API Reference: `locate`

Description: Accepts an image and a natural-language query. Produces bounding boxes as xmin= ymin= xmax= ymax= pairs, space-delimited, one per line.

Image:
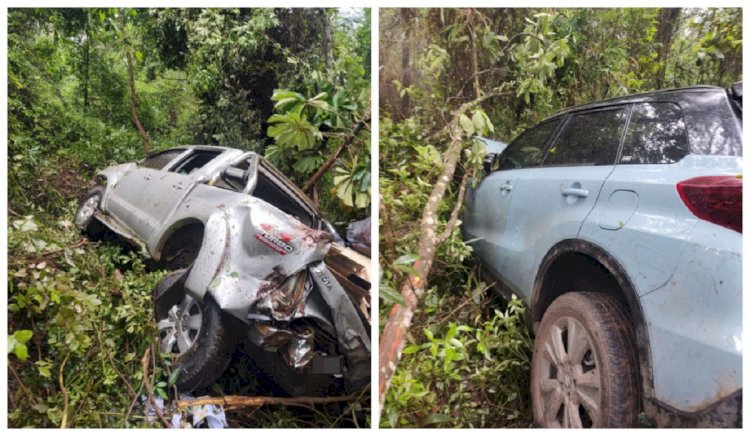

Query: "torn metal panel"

xmin=184 ymin=198 xmax=332 ymax=319
xmin=183 ymin=197 xmax=370 ymax=393
xmin=309 ymin=261 xmax=371 ymax=393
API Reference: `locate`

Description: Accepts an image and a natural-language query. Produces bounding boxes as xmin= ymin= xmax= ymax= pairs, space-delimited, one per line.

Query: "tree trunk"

xmin=654 ymin=8 xmax=681 ymax=89
xmin=378 ymin=92 xmax=501 ymax=412
xmin=400 ymin=9 xmax=413 ymax=119
xmin=120 ymin=14 xmax=152 ymax=153
xmin=320 ymin=10 xmax=334 ymax=79
xmin=82 ymin=13 xmax=90 ymax=111
xmin=469 ymin=28 xmax=481 ymax=99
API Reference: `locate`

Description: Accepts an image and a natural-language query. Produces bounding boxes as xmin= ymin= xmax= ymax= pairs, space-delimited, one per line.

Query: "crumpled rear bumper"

xmin=181 ymin=198 xmax=371 ymax=394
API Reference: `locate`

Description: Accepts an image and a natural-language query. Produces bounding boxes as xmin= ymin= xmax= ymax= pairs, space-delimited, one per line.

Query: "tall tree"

xmin=654 ymin=8 xmax=682 ymax=89
xmin=118 ymin=11 xmax=152 ymax=152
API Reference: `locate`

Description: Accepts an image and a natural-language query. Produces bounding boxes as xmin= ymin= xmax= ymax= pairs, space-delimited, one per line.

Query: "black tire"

xmin=531 ymin=292 xmax=639 ymax=428
xmin=75 ymin=186 xmax=106 ymax=239
xmin=153 ymin=271 xmax=238 ymax=392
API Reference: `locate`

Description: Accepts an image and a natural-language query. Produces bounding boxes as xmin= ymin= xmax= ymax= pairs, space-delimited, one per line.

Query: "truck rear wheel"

xmin=154 ymin=271 xmax=238 ymax=392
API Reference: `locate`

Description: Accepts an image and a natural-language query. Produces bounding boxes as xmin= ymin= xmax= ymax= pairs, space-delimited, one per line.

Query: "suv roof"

xmin=550 ymin=85 xmax=725 ymax=119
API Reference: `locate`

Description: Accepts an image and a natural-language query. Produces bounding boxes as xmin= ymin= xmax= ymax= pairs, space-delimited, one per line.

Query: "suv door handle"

xmin=561 ymin=188 xmax=589 ymax=198
xmin=500 ymin=184 xmax=513 ymax=192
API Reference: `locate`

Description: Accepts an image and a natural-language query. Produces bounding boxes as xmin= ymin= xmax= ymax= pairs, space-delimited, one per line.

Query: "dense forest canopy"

xmin=378 ymin=8 xmax=741 ymax=428
xmin=9 ymin=7 xmax=371 ymax=224
xmin=7 ymin=7 xmax=370 ymax=428
xmin=380 ymin=8 xmax=741 ymax=139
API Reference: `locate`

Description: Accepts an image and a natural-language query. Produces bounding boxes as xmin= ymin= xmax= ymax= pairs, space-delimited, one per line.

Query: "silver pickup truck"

xmin=75 ymin=145 xmax=371 ymax=396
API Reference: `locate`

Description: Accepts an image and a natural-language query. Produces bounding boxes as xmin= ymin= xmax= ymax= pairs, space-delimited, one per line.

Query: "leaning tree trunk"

xmin=120 ymin=15 xmax=152 ymax=153
xmin=378 ymin=92 xmax=500 ymax=411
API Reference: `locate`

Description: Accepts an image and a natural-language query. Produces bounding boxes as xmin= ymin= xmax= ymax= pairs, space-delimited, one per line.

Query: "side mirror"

xmin=482 ymin=153 xmax=497 ymax=175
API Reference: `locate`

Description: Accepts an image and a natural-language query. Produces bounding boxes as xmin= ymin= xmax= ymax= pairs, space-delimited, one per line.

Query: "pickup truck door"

xmin=105 ymin=149 xmax=224 ymax=248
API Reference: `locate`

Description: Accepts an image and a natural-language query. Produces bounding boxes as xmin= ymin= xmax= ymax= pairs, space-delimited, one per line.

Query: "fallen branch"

xmin=9 ymin=363 xmax=38 ymax=407
xmin=141 ymin=347 xmax=172 ymax=428
xmin=302 ymin=102 xmax=371 ymax=193
xmin=437 ymin=169 xmax=470 ymax=245
xmin=59 ymin=354 xmax=70 ymax=428
xmin=11 ymin=238 xmax=90 ymax=265
xmin=378 ymin=92 xmax=501 ymax=411
xmin=176 ymin=395 xmax=354 ymax=408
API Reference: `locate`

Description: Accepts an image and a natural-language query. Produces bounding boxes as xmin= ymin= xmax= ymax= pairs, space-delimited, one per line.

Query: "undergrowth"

xmin=379 ymin=116 xmax=534 ymax=428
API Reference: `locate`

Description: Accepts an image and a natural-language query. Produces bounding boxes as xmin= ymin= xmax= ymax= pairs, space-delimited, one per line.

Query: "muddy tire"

xmin=75 ymin=186 xmax=106 ymax=239
xmin=531 ymin=292 xmax=639 ymax=428
xmin=154 ymin=271 xmax=237 ymax=392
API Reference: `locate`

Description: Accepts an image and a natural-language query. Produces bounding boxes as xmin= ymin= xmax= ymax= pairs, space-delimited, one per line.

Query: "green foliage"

xmin=382 ymin=290 xmax=532 ymax=428
xmin=8 ymin=330 xmax=34 ymax=361
xmin=379 ymin=113 xmax=532 ymax=427
xmin=7 ymin=209 xmax=166 ymax=427
xmin=332 ymin=154 xmax=371 ymax=209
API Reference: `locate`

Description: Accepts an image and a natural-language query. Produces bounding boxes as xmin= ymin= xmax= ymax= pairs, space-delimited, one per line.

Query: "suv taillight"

xmin=676 ymin=176 xmax=742 ymax=233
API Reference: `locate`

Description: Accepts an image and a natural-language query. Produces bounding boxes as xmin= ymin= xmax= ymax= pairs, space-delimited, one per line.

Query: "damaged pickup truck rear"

xmin=74 ymin=145 xmax=371 ymax=396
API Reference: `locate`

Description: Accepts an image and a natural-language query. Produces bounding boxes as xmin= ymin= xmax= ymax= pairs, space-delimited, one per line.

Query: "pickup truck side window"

xmin=213 ymin=158 xmax=251 ymax=192
xmin=543 ymin=107 xmax=628 ymax=166
xmin=498 ymin=119 xmax=559 ymax=171
xmin=619 ymin=102 xmax=689 ymax=164
xmin=171 ymin=150 xmax=223 ymax=175
xmin=141 ymin=149 xmax=185 ymax=170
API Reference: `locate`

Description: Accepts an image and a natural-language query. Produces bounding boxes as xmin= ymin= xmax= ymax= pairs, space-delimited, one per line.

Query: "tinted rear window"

xmin=498 ymin=119 xmax=559 ymax=170
xmin=544 ymin=107 xmax=628 ymax=166
xmin=681 ymin=90 xmax=742 ymax=156
xmin=619 ymin=102 xmax=689 ymax=165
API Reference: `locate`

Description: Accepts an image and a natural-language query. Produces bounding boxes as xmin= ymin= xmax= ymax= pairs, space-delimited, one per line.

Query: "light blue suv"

xmin=462 ymin=85 xmax=742 ymax=428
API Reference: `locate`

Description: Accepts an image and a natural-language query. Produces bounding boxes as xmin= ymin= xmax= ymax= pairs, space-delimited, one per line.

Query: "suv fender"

xmin=531 ymin=239 xmax=655 ymax=400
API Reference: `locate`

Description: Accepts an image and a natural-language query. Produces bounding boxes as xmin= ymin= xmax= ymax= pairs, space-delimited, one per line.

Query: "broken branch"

xmin=59 ymin=354 xmax=70 ymax=428
xmin=378 ymin=92 xmax=501 ymax=411
xmin=302 ymin=102 xmax=371 ymax=193
xmin=176 ymin=395 xmax=354 ymax=408
xmin=141 ymin=347 xmax=172 ymax=428
xmin=437 ymin=169 xmax=470 ymax=245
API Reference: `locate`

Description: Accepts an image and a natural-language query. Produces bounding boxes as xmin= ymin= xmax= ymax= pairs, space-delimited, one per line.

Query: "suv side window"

xmin=498 ymin=119 xmax=559 ymax=170
xmin=170 ymin=150 xmax=223 ymax=175
xmin=141 ymin=149 xmax=185 ymax=170
xmin=543 ymin=107 xmax=628 ymax=166
xmin=620 ymin=102 xmax=689 ymax=164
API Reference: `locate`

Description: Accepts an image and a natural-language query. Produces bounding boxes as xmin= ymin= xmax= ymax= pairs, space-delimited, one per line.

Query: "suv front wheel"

xmin=530 ymin=292 xmax=639 ymax=428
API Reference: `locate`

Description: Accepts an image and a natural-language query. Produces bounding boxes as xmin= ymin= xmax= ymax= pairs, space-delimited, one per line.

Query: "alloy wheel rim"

xmin=538 ymin=316 xmax=601 ymax=428
xmin=157 ymin=295 xmax=203 ymax=356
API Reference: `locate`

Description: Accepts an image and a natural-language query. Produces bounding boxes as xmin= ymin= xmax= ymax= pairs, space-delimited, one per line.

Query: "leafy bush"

xmin=7 ymin=210 xmax=167 ymax=427
xmin=383 ymin=293 xmax=532 ymax=428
